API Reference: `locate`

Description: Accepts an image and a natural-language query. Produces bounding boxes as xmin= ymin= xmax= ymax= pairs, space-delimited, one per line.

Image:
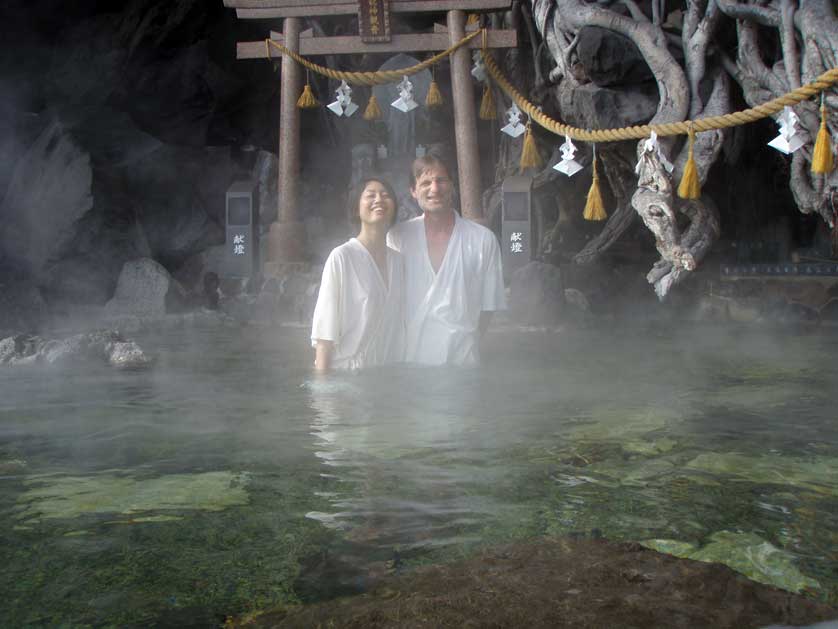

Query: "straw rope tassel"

xmin=677 ymin=127 xmax=701 ymax=199
xmin=296 ymin=69 xmax=319 ymax=109
xmin=364 ymin=94 xmax=382 ymax=120
xmin=426 ymin=79 xmax=443 ymax=108
xmin=812 ymin=96 xmax=834 ymax=174
xmin=519 ymin=122 xmax=543 ymax=171
xmin=583 ymin=151 xmax=607 ymax=221
xmin=479 ymin=84 xmax=496 ymax=120
xmin=297 ymin=84 xmax=318 ymax=109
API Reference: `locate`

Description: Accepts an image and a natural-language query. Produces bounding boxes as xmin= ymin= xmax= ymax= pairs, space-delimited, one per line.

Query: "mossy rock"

xmin=686 ymin=452 xmax=838 ymax=495
xmin=643 ymin=530 xmax=821 ymax=594
xmin=16 ymin=471 xmax=251 ymax=522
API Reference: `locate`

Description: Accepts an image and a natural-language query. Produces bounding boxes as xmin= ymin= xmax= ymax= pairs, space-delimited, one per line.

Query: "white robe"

xmin=387 ymin=214 xmax=506 ymax=365
xmin=311 ymin=238 xmax=405 ymax=370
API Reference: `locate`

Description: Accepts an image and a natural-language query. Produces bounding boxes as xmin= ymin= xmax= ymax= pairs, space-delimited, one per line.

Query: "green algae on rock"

xmin=564 ymin=406 xmax=681 ymax=442
xmin=643 ymin=530 xmax=821 ymax=593
xmin=15 ymin=471 xmax=251 ymax=522
xmin=686 ymin=452 xmax=838 ymax=495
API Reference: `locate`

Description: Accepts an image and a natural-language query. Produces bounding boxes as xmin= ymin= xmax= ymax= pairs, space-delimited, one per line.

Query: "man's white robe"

xmin=387 ymin=214 xmax=506 ymax=365
xmin=311 ymin=238 xmax=405 ymax=369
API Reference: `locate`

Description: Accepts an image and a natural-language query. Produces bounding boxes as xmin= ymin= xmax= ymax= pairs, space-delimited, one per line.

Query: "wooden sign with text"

xmin=359 ymin=0 xmax=391 ymax=42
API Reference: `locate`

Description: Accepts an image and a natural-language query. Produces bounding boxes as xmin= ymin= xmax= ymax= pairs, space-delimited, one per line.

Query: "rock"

xmin=0 ymin=274 xmax=48 ymax=333
xmin=236 ymin=536 xmax=837 ymax=629
xmin=104 ymin=258 xmax=170 ymax=318
xmin=508 ymin=261 xmax=564 ymax=326
xmin=761 ymin=621 xmax=838 ymax=629
xmin=0 ymin=114 xmax=171 ymax=306
xmin=0 ymin=330 xmax=150 ymax=368
xmin=0 ymin=336 xmax=17 ymax=364
xmin=0 ymin=334 xmax=44 ymax=365
xmin=125 ymin=144 xmax=230 ymax=266
xmin=0 ymin=121 xmax=93 ymax=280
xmin=108 ymin=340 xmax=151 ymax=369
xmin=43 ymin=256 xmax=118 ymax=306
xmin=122 ymin=40 xmax=233 ymax=147
xmin=74 ymin=107 xmax=163 ymax=170
xmin=644 ymin=531 xmax=822 ymax=594
xmin=172 ymin=245 xmax=227 ymax=295
xmin=563 ymin=288 xmax=591 ymax=313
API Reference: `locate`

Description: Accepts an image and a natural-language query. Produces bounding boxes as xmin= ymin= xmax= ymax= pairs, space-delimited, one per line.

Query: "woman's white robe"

xmin=311 ymin=239 xmax=405 ymax=369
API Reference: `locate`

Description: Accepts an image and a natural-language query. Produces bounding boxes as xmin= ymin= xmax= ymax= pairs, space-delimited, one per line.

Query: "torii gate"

xmin=224 ymin=0 xmax=516 ymax=263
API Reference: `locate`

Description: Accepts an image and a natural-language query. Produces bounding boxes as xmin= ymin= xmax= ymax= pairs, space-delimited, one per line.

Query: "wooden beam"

xmin=238 ymin=6 xmax=353 ymax=18
xmin=239 ymin=29 xmax=516 ymax=58
xmin=433 ymin=22 xmax=481 ymax=33
xmin=233 ymin=0 xmax=512 ymax=19
xmin=268 ymin=28 xmax=313 ymax=41
xmin=225 ymin=0 xmax=348 ymax=6
xmin=224 ymin=0 xmax=510 ymax=9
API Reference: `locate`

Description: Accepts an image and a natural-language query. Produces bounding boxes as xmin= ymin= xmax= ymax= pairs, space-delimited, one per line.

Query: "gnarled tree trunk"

xmin=526 ymin=0 xmax=836 ymax=298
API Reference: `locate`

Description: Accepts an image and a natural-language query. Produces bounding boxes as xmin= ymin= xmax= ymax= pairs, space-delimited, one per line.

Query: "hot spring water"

xmin=1 ymin=323 xmax=836 ymax=625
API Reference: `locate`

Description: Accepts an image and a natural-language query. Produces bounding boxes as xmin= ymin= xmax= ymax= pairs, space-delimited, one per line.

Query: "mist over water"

xmin=1 ymin=322 xmax=837 ymax=624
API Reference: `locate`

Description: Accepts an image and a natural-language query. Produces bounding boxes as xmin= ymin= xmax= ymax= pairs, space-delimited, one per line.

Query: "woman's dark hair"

xmin=347 ymin=176 xmax=399 ymax=226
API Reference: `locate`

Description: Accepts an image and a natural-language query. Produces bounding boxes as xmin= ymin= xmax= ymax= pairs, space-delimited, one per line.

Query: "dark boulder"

xmin=508 ymin=261 xmax=564 ymax=326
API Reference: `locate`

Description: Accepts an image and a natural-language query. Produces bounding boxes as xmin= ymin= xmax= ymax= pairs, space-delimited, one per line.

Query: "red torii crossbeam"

xmin=223 ymin=0 xmax=516 ymax=263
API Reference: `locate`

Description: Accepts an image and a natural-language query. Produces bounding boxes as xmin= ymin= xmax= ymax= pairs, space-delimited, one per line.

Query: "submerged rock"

xmin=233 ymin=537 xmax=836 ymax=628
xmin=16 ymin=470 xmax=251 ymax=523
xmin=644 ymin=531 xmax=822 ymax=594
xmin=686 ymin=452 xmax=838 ymax=495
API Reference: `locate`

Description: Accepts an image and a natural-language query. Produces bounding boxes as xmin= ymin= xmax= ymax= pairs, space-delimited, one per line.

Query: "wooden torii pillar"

xmin=224 ymin=0 xmax=516 ymax=263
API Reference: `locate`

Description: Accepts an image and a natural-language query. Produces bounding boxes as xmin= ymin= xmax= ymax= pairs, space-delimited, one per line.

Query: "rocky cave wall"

xmin=0 ymin=1 xmax=830 ymax=333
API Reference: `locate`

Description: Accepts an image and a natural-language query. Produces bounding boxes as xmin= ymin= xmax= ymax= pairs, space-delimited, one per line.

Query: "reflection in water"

xmin=0 ymin=323 xmax=836 ymax=625
xmin=304 ymin=370 xmax=496 ymax=549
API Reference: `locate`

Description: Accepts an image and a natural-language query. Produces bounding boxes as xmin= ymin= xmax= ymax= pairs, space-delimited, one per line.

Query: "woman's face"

xmin=358 ymin=180 xmax=396 ymax=226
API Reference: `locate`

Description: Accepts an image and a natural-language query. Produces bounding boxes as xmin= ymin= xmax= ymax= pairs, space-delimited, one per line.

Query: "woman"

xmin=311 ymin=177 xmax=405 ymax=371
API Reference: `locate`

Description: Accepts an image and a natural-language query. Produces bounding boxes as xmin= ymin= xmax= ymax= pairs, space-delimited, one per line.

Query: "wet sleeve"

xmin=311 ymin=250 xmax=342 ymax=346
xmin=481 ymin=231 xmax=507 ymax=312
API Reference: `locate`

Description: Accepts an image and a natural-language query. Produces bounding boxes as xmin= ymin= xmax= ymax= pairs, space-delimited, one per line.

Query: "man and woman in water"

xmin=311 ymin=154 xmax=507 ymax=370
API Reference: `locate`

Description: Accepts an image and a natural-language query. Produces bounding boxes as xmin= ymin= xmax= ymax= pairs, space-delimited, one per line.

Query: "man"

xmin=387 ymin=155 xmax=506 ymax=365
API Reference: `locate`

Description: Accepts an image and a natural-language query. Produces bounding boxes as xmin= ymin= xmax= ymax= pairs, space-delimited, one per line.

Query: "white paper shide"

xmin=635 ymin=131 xmax=674 ymax=173
xmin=553 ymin=135 xmax=583 ymax=176
xmin=500 ymin=103 xmax=526 ymax=138
xmin=768 ymin=106 xmax=805 ymax=154
xmin=391 ymin=76 xmax=418 ymax=113
xmin=470 ymin=50 xmax=487 ymax=82
xmin=327 ymin=81 xmax=358 ymax=117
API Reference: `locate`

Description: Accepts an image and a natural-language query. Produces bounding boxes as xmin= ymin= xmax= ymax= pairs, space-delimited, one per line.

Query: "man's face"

xmin=411 ymin=165 xmax=453 ymax=214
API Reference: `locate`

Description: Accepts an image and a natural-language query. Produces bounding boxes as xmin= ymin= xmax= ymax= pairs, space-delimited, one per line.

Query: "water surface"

xmin=1 ymin=322 xmax=836 ymax=625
